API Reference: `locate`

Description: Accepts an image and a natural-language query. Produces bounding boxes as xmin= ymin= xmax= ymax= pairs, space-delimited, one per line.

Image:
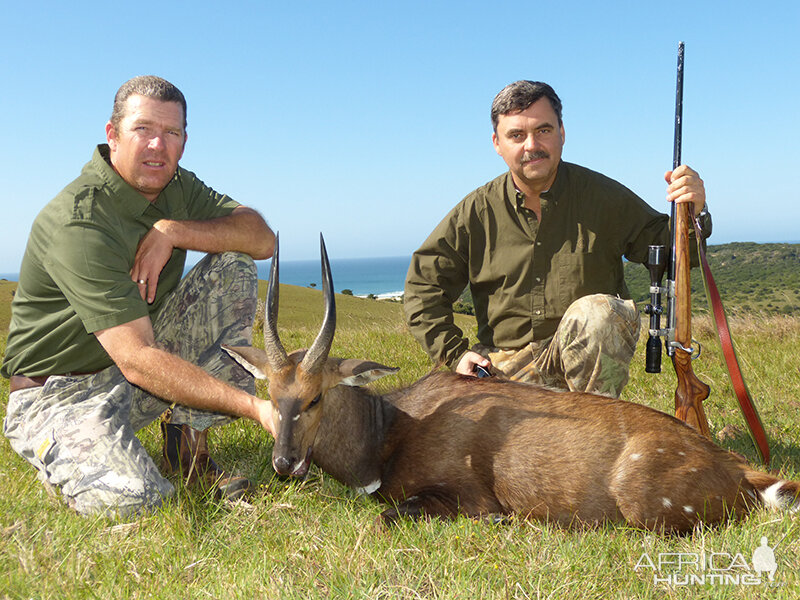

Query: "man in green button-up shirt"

xmin=405 ymin=81 xmax=709 ymax=397
xmin=2 ymin=76 xmax=277 ymax=516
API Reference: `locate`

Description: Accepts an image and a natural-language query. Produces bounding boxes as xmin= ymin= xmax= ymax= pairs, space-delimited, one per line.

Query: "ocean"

xmin=266 ymin=255 xmax=411 ymax=298
xmin=0 ymin=255 xmax=413 ymax=299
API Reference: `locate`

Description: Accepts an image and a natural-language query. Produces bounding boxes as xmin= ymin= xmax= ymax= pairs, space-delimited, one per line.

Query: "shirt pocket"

xmin=545 ymin=252 xmax=614 ymax=318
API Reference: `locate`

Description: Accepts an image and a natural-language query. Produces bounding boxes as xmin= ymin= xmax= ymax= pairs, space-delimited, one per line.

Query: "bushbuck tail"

xmin=223 ymin=235 xmax=800 ymax=532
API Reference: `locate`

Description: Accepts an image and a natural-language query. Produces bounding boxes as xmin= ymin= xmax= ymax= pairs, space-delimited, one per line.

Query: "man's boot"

xmin=162 ymin=421 xmax=251 ymax=501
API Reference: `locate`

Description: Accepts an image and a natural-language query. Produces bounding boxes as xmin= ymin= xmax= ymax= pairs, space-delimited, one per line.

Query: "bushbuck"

xmin=223 ymin=236 xmax=799 ymax=532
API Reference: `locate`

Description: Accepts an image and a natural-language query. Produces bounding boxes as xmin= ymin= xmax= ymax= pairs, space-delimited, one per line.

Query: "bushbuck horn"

xmin=299 ymin=234 xmax=336 ymax=374
xmin=263 ymin=233 xmax=290 ymax=372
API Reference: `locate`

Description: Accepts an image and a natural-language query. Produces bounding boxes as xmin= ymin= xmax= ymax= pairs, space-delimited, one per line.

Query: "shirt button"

xmin=536 ymin=241 xmax=542 ymax=246
xmin=535 ymin=276 xmax=541 ymax=283
xmin=535 ymin=310 xmax=542 ymax=315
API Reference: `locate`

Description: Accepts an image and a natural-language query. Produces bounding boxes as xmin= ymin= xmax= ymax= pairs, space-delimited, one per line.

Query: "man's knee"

xmin=561 ymin=294 xmax=640 ymax=342
xmin=154 ymin=252 xmax=258 ymax=346
xmin=556 ymin=294 xmax=640 ymax=396
xmin=215 ymin=251 xmax=256 ymax=271
xmin=200 ymin=252 xmax=257 ymax=287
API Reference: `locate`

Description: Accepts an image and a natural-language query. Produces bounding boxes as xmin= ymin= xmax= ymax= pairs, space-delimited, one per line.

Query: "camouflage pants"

xmin=3 ymin=252 xmax=258 ymax=517
xmin=475 ymin=294 xmax=640 ymax=398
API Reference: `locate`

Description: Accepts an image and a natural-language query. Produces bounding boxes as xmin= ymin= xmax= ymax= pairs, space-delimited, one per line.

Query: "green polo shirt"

xmin=1 ymin=145 xmax=240 ymax=378
xmin=404 ymin=161 xmax=710 ymax=368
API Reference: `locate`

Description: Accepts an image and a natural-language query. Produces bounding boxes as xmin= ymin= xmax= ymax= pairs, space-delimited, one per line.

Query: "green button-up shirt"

xmin=404 ymin=161 xmax=710 ymax=369
xmin=1 ymin=145 xmax=239 ymax=378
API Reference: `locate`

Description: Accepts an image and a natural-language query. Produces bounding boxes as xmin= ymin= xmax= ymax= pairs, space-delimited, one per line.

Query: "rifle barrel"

xmin=666 ymin=41 xmax=685 ymax=355
xmin=673 ymin=41 xmax=684 ymax=170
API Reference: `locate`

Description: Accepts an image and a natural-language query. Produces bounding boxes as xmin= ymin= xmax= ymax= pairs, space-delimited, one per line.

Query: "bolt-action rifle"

xmin=644 ymin=43 xmax=770 ymax=464
xmin=644 ymin=41 xmax=710 ymax=437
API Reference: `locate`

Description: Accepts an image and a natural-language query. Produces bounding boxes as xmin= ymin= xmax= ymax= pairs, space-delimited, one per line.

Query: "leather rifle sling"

xmin=692 ymin=214 xmax=771 ymax=465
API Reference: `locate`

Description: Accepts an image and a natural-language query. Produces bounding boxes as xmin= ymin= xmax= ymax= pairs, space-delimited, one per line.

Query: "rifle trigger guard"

xmin=669 ymin=340 xmax=702 ymax=360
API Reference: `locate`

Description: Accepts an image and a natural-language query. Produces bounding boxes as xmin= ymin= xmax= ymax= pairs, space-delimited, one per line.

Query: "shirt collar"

xmin=91 ymin=144 xmax=175 ymax=218
xmin=505 ymin=173 xmax=526 ymax=211
xmin=541 ymin=160 xmax=567 ymax=202
xmin=506 ymin=160 xmax=566 ymax=211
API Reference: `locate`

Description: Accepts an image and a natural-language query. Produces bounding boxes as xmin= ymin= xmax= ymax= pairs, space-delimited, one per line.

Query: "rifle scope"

xmin=644 ymin=244 xmax=667 ymax=373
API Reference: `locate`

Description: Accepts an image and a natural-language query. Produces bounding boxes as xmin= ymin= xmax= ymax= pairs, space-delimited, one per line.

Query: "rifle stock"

xmin=671 ymin=200 xmax=711 ymax=437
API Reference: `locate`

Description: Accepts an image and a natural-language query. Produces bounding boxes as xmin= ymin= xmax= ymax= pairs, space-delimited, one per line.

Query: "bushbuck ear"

xmin=221 ymin=345 xmax=269 ymax=379
xmin=336 ymin=359 xmax=399 ymax=387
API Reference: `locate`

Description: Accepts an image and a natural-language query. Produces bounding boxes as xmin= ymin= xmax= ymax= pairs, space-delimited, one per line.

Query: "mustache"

xmin=522 ymin=151 xmax=550 ymax=163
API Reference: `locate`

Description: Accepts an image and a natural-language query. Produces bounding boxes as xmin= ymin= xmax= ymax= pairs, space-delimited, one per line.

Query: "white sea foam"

xmin=358 ymin=290 xmax=404 ymax=300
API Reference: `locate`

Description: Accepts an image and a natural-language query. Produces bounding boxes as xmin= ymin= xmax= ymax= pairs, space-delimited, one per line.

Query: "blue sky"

xmin=1 ymin=1 xmax=798 ymax=273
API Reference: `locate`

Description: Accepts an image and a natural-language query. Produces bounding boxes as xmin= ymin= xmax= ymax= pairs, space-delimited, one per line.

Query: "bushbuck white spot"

xmin=759 ymin=481 xmax=785 ymax=510
xmin=662 ymin=498 xmax=673 ymax=508
xmin=356 ymin=480 xmax=381 ymax=495
xmin=683 ymin=505 xmax=694 ymax=514
xmin=630 ymin=453 xmax=642 ymax=461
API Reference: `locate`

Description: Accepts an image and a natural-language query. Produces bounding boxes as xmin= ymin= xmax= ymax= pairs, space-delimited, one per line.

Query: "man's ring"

xmin=138 ymin=279 xmax=146 ymax=284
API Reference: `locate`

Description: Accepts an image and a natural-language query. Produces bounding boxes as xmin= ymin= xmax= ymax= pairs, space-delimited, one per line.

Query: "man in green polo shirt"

xmin=2 ymin=75 xmax=277 ymax=516
xmin=404 ymin=80 xmax=710 ymax=398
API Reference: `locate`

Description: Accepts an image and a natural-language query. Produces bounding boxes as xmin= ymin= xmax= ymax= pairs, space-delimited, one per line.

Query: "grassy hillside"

xmin=1 ymin=282 xmax=799 ymax=598
xmin=0 ymin=280 xmax=16 ymax=333
xmin=624 ymin=242 xmax=800 ymax=315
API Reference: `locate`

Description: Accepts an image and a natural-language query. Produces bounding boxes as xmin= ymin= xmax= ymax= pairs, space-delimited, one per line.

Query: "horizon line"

xmin=1 ymin=239 xmax=798 ymax=282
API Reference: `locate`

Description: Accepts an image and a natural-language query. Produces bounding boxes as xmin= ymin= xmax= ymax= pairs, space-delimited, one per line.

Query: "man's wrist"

xmin=448 ymin=344 xmax=472 ymax=371
xmin=152 ymin=219 xmax=177 ymax=243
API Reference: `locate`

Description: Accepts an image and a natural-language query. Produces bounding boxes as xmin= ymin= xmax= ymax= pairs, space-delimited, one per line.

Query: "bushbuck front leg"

xmin=380 ymin=493 xmax=460 ymax=524
xmin=379 ymin=486 xmax=507 ymax=525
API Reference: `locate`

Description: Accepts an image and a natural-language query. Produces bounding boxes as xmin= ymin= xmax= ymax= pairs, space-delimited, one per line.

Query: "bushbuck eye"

xmin=308 ymin=394 xmax=322 ymax=408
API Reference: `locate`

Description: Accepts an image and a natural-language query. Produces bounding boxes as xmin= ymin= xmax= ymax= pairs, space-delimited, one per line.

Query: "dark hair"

xmin=490 ymin=81 xmax=562 ymax=131
xmin=110 ymin=75 xmax=187 ymax=131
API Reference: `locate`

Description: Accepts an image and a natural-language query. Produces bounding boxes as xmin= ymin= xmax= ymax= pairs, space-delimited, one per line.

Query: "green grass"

xmin=0 ymin=281 xmax=16 ymax=333
xmin=2 ymin=285 xmax=799 ymax=599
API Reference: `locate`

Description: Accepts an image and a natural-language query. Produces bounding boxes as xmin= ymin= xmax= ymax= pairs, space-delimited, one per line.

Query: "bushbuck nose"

xmin=273 ymin=455 xmax=292 ymax=475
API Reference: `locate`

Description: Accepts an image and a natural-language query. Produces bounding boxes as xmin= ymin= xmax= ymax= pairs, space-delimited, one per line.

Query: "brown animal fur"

xmin=224 ymin=349 xmax=799 ymax=533
xmin=225 ymin=236 xmax=799 ymax=532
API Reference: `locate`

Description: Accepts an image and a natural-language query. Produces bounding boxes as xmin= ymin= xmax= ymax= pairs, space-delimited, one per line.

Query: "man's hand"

xmin=455 ymin=351 xmax=492 ymax=377
xmin=255 ymin=399 xmax=277 ymax=437
xmin=131 ymin=222 xmax=174 ymax=304
xmin=130 ymin=207 xmax=275 ymax=305
xmin=665 ymin=165 xmax=706 ymax=215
